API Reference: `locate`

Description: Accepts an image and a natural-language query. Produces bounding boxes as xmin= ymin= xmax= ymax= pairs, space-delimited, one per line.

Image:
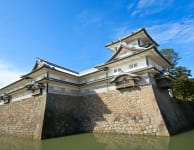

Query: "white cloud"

xmin=111 ymin=26 xmax=133 ymax=40
xmin=130 ymin=0 xmax=174 ymax=16
xmin=137 ymin=0 xmax=157 ymax=8
xmin=0 ymin=60 xmax=25 ymax=88
xmin=147 ymin=18 xmax=194 ymax=44
xmin=111 ymin=18 xmax=194 ymax=54
xmin=127 ymin=3 xmax=134 ymax=10
xmin=77 ymin=10 xmax=103 ymax=27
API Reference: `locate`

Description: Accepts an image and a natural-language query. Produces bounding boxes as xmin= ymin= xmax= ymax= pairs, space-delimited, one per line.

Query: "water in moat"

xmin=0 ymin=130 xmax=194 ymax=150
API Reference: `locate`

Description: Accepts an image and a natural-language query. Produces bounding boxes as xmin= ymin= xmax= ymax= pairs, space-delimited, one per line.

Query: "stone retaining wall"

xmin=78 ymin=85 xmax=169 ymax=136
xmin=42 ymin=85 xmax=169 ymax=138
xmin=153 ymin=86 xmax=194 ymax=134
xmin=1 ymin=85 xmax=194 ymax=139
xmin=41 ymin=94 xmax=81 ymax=139
xmin=0 ymin=95 xmax=46 ymax=139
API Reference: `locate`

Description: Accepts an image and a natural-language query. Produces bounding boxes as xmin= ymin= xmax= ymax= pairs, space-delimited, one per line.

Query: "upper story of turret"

xmin=105 ymin=28 xmax=158 ymax=52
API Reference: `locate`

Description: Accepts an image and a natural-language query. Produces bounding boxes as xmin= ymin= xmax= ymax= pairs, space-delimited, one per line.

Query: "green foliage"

xmin=160 ymin=49 xmax=180 ymax=66
xmin=160 ymin=49 xmax=183 ymax=77
xmin=160 ymin=48 xmax=194 ymax=101
xmin=172 ymin=76 xmax=194 ymax=101
xmin=173 ymin=66 xmax=192 ymax=78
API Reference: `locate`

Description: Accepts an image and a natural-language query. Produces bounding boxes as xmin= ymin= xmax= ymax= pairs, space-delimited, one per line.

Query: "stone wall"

xmin=41 ymin=94 xmax=81 ymax=139
xmin=41 ymin=85 xmax=169 ymax=138
xmin=77 ymin=85 xmax=169 ymax=136
xmin=0 ymin=95 xmax=46 ymax=139
xmin=153 ymin=86 xmax=194 ymax=134
xmin=1 ymin=84 xmax=194 ymax=139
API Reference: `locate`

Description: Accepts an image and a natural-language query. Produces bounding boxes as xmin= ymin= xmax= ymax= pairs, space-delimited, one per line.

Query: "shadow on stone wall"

xmin=41 ymin=93 xmax=111 ymax=139
xmin=153 ymin=86 xmax=194 ymax=135
xmin=77 ymin=94 xmax=111 ymax=132
xmin=41 ymin=94 xmax=80 ymax=139
xmin=172 ymin=100 xmax=194 ymax=132
xmin=42 ymin=85 xmax=169 ymax=138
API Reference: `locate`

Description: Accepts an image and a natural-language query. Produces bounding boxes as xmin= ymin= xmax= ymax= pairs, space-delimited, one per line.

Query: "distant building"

xmin=0 ymin=28 xmax=193 ymax=139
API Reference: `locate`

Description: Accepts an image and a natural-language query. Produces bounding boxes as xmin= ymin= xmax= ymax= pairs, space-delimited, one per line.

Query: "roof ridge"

xmin=36 ymin=57 xmax=79 ymax=74
xmin=105 ymin=27 xmax=159 ymax=49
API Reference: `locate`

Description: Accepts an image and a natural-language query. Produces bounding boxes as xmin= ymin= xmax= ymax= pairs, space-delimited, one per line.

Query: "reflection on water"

xmin=93 ymin=134 xmax=169 ymax=150
xmin=169 ymin=131 xmax=194 ymax=150
xmin=0 ymin=136 xmax=41 ymax=150
xmin=0 ymin=130 xmax=194 ymax=150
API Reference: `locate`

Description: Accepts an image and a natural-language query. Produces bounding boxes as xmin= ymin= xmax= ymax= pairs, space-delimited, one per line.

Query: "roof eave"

xmin=96 ymin=46 xmax=154 ymax=68
xmin=105 ymin=28 xmax=159 ymax=49
xmin=0 ymin=78 xmax=25 ymax=91
xmin=152 ymin=47 xmax=173 ymax=67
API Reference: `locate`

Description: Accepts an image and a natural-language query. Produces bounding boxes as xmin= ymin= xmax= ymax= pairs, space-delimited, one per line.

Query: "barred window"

xmin=129 ymin=63 xmax=138 ymax=69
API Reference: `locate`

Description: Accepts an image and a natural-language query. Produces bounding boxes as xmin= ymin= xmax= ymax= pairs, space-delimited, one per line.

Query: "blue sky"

xmin=0 ymin=0 xmax=194 ymax=87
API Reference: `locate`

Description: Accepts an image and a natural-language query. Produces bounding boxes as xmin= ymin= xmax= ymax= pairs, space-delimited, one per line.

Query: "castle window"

xmin=129 ymin=64 xmax=133 ymax=69
xmin=129 ymin=63 xmax=138 ymax=69
xmin=114 ymin=68 xmax=122 ymax=73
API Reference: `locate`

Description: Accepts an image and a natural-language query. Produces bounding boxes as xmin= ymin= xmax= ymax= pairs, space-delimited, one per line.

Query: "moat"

xmin=1 ymin=131 xmax=194 ymax=150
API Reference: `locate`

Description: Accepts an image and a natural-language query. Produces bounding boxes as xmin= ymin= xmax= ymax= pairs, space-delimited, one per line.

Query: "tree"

xmin=173 ymin=66 xmax=191 ymax=78
xmin=160 ymin=49 xmax=180 ymax=66
xmin=160 ymin=48 xmax=194 ymax=100
xmin=160 ymin=49 xmax=191 ymax=78
xmin=172 ymin=76 xmax=194 ymax=101
xmin=160 ymin=49 xmax=182 ymax=77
